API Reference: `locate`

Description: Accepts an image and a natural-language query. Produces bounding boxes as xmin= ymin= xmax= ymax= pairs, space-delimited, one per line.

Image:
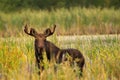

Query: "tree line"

xmin=0 ymin=0 xmax=120 ymax=12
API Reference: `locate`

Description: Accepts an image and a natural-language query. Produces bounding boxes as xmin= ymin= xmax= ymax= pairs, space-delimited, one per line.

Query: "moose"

xmin=24 ymin=24 xmax=85 ymax=76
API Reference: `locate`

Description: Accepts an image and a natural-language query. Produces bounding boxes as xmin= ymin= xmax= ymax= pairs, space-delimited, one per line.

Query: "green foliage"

xmin=0 ymin=0 xmax=120 ymax=12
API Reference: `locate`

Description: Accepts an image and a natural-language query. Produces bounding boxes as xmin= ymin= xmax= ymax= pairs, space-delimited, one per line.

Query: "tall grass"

xmin=0 ymin=35 xmax=120 ymax=80
xmin=0 ymin=7 xmax=120 ymax=36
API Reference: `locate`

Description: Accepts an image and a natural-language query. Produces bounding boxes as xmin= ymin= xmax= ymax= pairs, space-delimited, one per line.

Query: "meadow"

xmin=0 ymin=7 xmax=120 ymax=80
xmin=0 ymin=34 xmax=120 ymax=80
xmin=0 ymin=7 xmax=120 ymax=37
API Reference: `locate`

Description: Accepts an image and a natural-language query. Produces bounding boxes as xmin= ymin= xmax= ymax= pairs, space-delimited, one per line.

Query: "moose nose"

xmin=35 ymin=40 xmax=45 ymax=48
xmin=37 ymin=43 xmax=45 ymax=48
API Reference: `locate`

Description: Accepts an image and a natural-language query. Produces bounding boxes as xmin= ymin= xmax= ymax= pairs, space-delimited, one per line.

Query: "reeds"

xmin=0 ymin=7 xmax=120 ymax=36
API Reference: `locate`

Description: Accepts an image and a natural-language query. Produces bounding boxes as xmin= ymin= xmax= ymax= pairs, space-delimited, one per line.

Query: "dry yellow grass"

xmin=0 ymin=35 xmax=120 ymax=80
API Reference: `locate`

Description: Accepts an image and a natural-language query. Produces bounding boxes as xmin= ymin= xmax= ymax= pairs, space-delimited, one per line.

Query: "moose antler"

xmin=51 ymin=24 xmax=56 ymax=34
xmin=24 ymin=24 xmax=37 ymax=37
xmin=44 ymin=24 xmax=56 ymax=37
xmin=24 ymin=24 xmax=29 ymax=34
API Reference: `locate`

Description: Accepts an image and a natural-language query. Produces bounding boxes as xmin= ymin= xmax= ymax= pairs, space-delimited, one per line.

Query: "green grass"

xmin=0 ymin=35 xmax=120 ymax=80
xmin=0 ymin=7 xmax=120 ymax=36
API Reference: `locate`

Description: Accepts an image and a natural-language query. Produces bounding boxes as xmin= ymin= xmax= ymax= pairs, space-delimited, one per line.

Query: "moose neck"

xmin=44 ymin=40 xmax=60 ymax=60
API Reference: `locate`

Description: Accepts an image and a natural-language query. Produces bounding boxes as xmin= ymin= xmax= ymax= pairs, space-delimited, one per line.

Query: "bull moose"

xmin=24 ymin=24 xmax=85 ymax=76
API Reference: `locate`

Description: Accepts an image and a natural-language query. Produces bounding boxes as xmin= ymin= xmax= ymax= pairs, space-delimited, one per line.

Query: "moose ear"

xmin=44 ymin=24 xmax=56 ymax=37
xmin=24 ymin=24 xmax=38 ymax=37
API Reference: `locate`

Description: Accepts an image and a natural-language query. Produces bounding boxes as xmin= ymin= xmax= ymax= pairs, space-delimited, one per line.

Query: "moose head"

xmin=24 ymin=24 xmax=56 ymax=48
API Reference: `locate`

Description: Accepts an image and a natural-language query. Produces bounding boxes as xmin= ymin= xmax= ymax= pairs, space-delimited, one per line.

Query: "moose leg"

xmin=35 ymin=52 xmax=40 ymax=75
xmin=35 ymin=54 xmax=44 ymax=75
xmin=76 ymin=59 xmax=85 ymax=76
xmin=35 ymin=48 xmax=45 ymax=75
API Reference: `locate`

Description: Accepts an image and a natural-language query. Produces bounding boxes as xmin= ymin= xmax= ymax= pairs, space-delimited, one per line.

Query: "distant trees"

xmin=0 ymin=0 xmax=120 ymax=12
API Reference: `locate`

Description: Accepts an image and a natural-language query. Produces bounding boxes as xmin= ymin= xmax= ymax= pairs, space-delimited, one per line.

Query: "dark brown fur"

xmin=24 ymin=24 xmax=85 ymax=75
